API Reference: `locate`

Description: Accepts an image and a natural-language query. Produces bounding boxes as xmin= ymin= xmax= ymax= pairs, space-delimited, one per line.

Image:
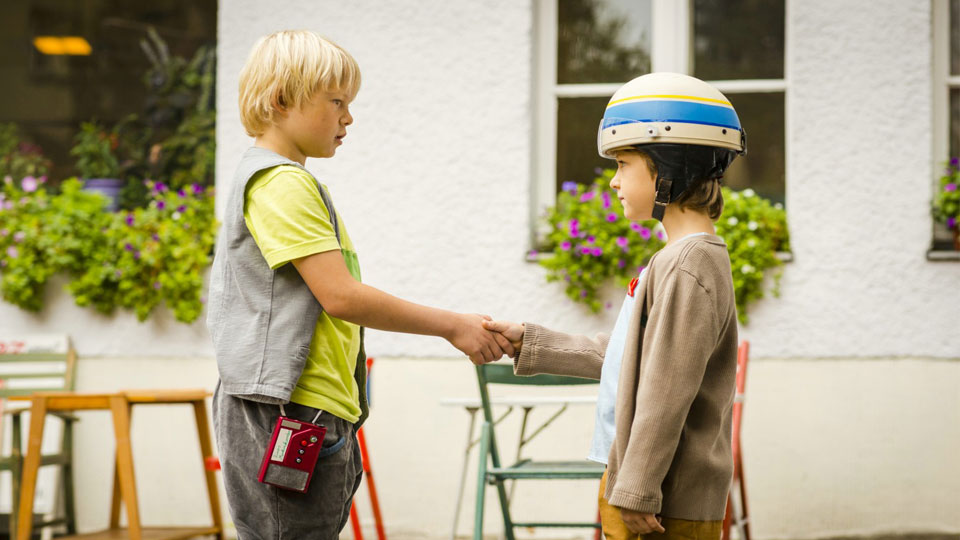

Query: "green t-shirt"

xmin=243 ymin=165 xmax=362 ymax=422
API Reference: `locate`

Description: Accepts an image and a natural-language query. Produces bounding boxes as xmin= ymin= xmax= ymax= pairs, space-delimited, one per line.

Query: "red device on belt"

xmin=257 ymin=415 xmax=327 ymax=493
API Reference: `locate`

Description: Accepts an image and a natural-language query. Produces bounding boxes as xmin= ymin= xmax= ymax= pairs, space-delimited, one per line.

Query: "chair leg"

xmin=62 ymin=420 xmax=77 ymax=535
xmin=473 ymin=423 xmax=490 ymax=540
xmin=349 ymin=502 xmax=363 ymax=540
xmin=18 ymin=398 xmax=48 ymax=540
xmin=10 ymin=414 xmax=22 ymax=540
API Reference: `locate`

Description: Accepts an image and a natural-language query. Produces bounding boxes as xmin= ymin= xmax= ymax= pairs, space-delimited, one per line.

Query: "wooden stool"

xmin=15 ymin=390 xmax=223 ymax=540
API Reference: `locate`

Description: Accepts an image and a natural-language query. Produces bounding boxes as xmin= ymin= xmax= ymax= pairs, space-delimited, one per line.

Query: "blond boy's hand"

xmin=619 ymin=508 xmax=665 ymax=535
xmin=481 ymin=320 xmax=524 ymax=355
xmin=448 ymin=314 xmax=515 ymax=365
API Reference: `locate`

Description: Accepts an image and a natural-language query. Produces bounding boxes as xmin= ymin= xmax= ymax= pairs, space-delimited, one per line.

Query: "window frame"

xmin=531 ymin=0 xmax=788 ymax=244
xmin=931 ymin=0 xmax=959 ymax=252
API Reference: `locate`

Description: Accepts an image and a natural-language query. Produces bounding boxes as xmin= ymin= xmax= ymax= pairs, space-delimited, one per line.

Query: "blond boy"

xmin=207 ymin=31 xmax=511 ymax=538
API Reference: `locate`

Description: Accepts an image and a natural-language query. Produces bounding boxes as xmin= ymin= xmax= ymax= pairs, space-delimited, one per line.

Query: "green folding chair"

xmin=473 ymin=363 xmax=604 ymax=540
xmin=0 ymin=336 xmax=78 ymax=539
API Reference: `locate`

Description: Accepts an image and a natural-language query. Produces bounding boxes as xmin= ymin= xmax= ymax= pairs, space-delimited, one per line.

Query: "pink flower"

xmin=13 ymin=231 xmax=25 ymax=243
xmin=560 ymin=241 xmax=572 ymax=251
xmin=156 ymin=200 xmax=166 ymax=210
xmin=616 ymin=236 xmax=629 ymax=249
xmin=606 ymin=213 xmax=618 ymax=222
xmin=945 ymin=183 xmax=957 ymax=192
xmin=656 ymin=231 xmax=666 ymax=241
xmin=579 ymin=192 xmax=595 ymax=203
xmin=639 ymin=227 xmax=652 ymax=240
xmin=21 ymin=176 xmax=38 ymax=192
xmin=591 ymin=247 xmax=603 ymax=256
xmin=602 ymin=191 xmax=611 ymax=209
xmin=6 ymin=246 xmax=18 ymax=259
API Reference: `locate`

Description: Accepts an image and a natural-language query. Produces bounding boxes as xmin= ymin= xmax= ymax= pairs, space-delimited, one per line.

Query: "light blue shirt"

xmin=587 ymin=232 xmax=708 ymax=464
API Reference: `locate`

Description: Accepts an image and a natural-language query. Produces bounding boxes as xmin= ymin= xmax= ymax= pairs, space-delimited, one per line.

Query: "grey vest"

xmin=207 ymin=146 xmax=369 ymax=426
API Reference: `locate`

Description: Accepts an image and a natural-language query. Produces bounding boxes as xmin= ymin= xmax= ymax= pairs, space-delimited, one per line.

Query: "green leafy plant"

xmin=538 ymin=172 xmax=665 ymax=312
xmin=0 ymin=177 xmax=109 ymax=311
xmin=714 ymin=187 xmax=790 ymax=323
xmin=68 ymin=181 xmax=217 ymax=323
xmin=537 ymin=172 xmax=790 ymax=323
xmin=0 ymin=123 xmax=51 ymax=180
xmin=70 ymin=121 xmax=122 ymax=179
xmin=932 ymin=157 xmax=959 ymax=236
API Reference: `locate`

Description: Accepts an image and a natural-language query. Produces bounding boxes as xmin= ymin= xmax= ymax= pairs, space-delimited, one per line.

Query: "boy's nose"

xmin=609 ymin=173 xmax=619 ymax=190
xmin=343 ymin=109 xmax=353 ymax=126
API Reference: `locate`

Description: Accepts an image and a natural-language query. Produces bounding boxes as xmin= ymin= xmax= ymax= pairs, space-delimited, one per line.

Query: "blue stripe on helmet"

xmin=603 ymin=100 xmax=742 ymax=131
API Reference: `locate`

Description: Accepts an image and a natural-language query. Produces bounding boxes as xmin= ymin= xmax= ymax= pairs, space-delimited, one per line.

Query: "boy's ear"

xmin=270 ymin=87 xmax=288 ymax=114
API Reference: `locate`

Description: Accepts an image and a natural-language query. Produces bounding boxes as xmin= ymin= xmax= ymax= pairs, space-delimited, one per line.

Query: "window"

xmin=933 ymin=0 xmax=960 ymax=250
xmin=0 ymin=0 xmax=216 ymax=183
xmin=533 ymin=0 xmax=786 ymax=235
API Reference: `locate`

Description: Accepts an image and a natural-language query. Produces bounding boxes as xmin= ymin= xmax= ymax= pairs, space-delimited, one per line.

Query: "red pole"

xmin=357 ymin=427 xmax=387 ymax=540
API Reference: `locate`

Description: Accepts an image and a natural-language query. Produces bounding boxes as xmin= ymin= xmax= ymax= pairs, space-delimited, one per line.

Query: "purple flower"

xmin=192 ymin=183 xmax=204 ymax=195
xmin=177 ymin=205 xmax=187 ymax=213
xmin=561 ymin=181 xmax=578 ymax=193
xmin=952 ymin=158 xmax=959 ymax=166
xmin=4 ymin=201 xmax=13 ymax=210
xmin=177 ymin=189 xmax=187 ymax=198
xmin=594 ymin=167 xmax=604 ymax=175
xmin=580 ymin=246 xmax=592 ymax=255
xmin=945 ymin=183 xmax=957 ymax=192
xmin=154 ymin=281 xmax=162 ymax=290
xmin=152 ymin=233 xmax=160 ymax=241
xmin=579 ymin=290 xmax=588 ymax=298
xmin=569 ymin=219 xmax=580 ymax=237
xmin=606 ymin=213 xmax=617 ymax=222
xmin=579 ymin=192 xmax=595 ymax=203
xmin=124 ymin=243 xmax=135 ymax=252
xmin=587 ymin=235 xmax=595 ymax=244
xmin=528 ymin=249 xmax=538 ymax=258
xmin=591 ymin=247 xmax=603 ymax=256
xmin=6 ymin=246 xmax=18 ymax=258
xmin=616 ymin=236 xmax=629 ymax=249
xmin=155 ymin=182 xmax=168 ymax=193
xmin=114 ymin=270 xmax=123 ymax=278
xmin=617 ymin=259 xmax=626 ymax=268
xmin=602 ymin=191 xmax=611 ymax=209
xmin=38 ymin=176 xmax=47 ymax=184
xmin=639 ymin=227 xmax=652 ymax=240
xmin=134 ymin=251 xmax=141 ymax=260
xmin=13 ymin=231 xmax=25 ymax=243
xmin=125 ymin=213 xmax=135 ymax=226
xmin=21 ymin=176 xmax=37 ymax=192
xmin=560 ymin=241 xmax=572 ymax=251
xmin=948 ymin=217 xmax=957 ymax=229
xmin=657 ymin=230 xmax=666 ymax=241
xmin=630 ymin=222 xmax=642 ymax=232
xmin=156 ymin=200 xmax=166 ymax=210
xmin=0 ymin=229 xmax=8 ymax=236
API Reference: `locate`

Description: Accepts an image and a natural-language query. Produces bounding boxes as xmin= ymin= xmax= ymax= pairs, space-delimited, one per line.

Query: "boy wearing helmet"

xmin=484 ymin=72 xmax=744 ymax=538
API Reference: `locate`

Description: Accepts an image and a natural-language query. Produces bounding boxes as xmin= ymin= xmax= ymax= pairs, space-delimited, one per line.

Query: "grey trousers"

xmin=213 ymin=382 xmax=363 ymax=540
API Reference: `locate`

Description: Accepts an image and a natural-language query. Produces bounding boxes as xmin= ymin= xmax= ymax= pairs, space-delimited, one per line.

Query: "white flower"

xmin=747 ymin=239 xmax=757 ymax=248
xmin=743 ymin=188 xmax=756 ymax=197
xmin=727 ymin=216 xmax=739 ymax=226
xmin=748 ymin=221 xmax=759 ymax=231
xmin=774 ymin=202 xmax=783 ymax=210
xmin=741 ymin=264 xmax=755 ymax=274
xmin=172 ymin=212 xmax=182 ymax=221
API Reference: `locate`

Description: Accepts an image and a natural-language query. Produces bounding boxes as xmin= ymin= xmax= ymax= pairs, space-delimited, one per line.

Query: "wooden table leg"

xmin=17 ymin=398 xmax=47 ymax=540
xmin=109 ymin=395 xmax=142 ymax=540
xmin=192 ymin=399 xmax=224 ymax=540
xmin=109 ymin=401 xmax=130 ymax=529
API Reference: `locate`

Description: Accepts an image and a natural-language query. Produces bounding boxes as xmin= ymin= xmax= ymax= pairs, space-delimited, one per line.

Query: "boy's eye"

xmin=332 ymin=99 xmax=343 ymax=106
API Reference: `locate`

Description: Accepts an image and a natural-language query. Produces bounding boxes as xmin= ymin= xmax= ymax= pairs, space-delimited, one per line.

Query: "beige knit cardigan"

xmin=515 ymin=234 xmax=738 ymax=520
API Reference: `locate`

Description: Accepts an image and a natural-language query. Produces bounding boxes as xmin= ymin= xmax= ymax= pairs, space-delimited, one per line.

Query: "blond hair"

xmin=238 ymin=30 xmax=361 ymax=137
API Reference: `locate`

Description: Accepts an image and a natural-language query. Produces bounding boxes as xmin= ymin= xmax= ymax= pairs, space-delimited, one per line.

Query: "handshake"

xmin=446 ymin=314 xmax=525 ymax=365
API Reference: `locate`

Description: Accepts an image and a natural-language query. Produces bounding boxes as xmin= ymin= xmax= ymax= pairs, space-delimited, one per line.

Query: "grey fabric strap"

xmin=314 ymin=181 xmax=341 ymax=245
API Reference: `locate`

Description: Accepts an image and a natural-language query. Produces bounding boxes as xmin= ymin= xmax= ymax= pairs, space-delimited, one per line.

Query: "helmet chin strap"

xmin=652 ymin=176 xmax=672 ymax=222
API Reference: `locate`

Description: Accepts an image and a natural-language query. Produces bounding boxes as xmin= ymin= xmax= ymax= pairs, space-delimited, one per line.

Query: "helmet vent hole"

xmin=612 ymin=129 xmax=617 ymax=135
xmin=665 ymin=125 xmax=671 ymax=131
xmin=722 ymin=129 xmax=728 ymax=134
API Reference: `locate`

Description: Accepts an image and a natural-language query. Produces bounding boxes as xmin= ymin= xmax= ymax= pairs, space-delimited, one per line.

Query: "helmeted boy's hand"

xmin=481 ymin=320 xmax=524 ymax=355
xmin=447 ymin=313 xmax=515 ymax=365
xmin=619 ymin=508 xmax=665 ymax=534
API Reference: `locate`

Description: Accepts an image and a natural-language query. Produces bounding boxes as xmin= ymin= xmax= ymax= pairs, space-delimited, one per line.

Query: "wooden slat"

xmin=0 ymin=353 xmax=69 ymax=363
xmin=123 ymin=389 xmax=211 ymax=403
xmin=50 ymin=526 xmax=220 ymax=540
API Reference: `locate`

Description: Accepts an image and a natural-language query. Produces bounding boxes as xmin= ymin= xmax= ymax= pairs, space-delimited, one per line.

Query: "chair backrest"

xmin=0 ymin=335 xmax=77 ymax=398
xmin=475 ymin=363 xmax=596 ymax=425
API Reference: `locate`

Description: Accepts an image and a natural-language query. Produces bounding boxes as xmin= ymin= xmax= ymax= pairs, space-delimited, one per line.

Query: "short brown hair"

xmin=632 ymin=149 xmax=725 ymax=220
